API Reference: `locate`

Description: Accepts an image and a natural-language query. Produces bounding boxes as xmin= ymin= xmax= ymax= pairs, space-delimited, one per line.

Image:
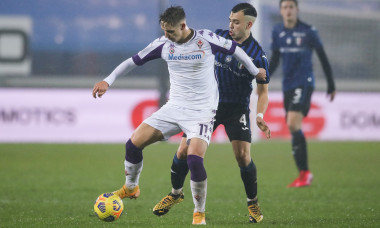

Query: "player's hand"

xmin=327 ymin=90 xmax=336 ymax=102
xmin=92 ymin=81 xmax=109 ymax=98
xmin=256 ymin=116 xmax=271 ymax=139
xmin=256 ymin=68 xmax=267 ymax=81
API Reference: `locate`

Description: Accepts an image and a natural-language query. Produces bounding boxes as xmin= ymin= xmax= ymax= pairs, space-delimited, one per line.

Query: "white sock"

xmin=247 ymin=196 xmax=258 ymax=202
xmin=190 ymin=179 xmax=207 ymax=213
xmin=124 ymin=160 xmax=143 ymax=189
xmin=172 ymin=188 xmax=183 ymax=195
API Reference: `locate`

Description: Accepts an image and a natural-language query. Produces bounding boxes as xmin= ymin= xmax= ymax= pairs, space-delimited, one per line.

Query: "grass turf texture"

xmin=0 ymin=141 xmax=379 ymax=227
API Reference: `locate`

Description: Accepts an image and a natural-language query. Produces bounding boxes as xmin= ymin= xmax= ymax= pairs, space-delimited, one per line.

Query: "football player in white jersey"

xmin=92 ymin=6 xmax=266 ymax=225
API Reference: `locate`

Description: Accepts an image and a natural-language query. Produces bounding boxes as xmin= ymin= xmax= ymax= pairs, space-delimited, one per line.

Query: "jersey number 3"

xmin=293 ymin=88 xmax=302 ymax=104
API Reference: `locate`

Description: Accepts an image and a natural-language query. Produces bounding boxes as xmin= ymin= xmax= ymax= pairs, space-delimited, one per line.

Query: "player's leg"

xmin=114 ymin=123 xmax=164 ymax=199
xmin=171 ymin=136 xmax=190 ymax=194
xmin=115 ymin=104 xmax=184 ymax=199
xmin=287 ymin=111 xmax=313 ymax=187
xmin=287 ymin=110 xmax=307 ymax=170
xmin=231 ymin=141 xmax=257 ymax=201
xmin=285 ymin=87 xmax=313 ymax=187
xmin=154 ymin=118 xmax=221 ymax=216
xmin=224 ymin=105 xmax=263 ymax=223
xmin=187 ymin=137 xmax=208 ymax=225
xmin=153 ymin=136 xmax=188 ymax=216
xmin=169 ymin=120 xmax=218 ymax=193
xmin=231 ymin=140 xmax=262 ymax=223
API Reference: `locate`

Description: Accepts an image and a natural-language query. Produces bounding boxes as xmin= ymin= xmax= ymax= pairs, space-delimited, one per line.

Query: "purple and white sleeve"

xmin=103 ymin=58 xmax=137 ymax=86
xmin=202 ymin=29 xmax=259 ymax=76
xmin=103 ymin=37 xmax=165 ymax=86
xmin=233 ymin=46 xmax=259 ymax=76
xmin=132 ymin=37 xmax=165 ymax=66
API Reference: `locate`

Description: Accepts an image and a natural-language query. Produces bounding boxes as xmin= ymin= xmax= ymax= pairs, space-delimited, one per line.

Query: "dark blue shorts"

xmin=283 ymin=86 xmax=314 ymax=117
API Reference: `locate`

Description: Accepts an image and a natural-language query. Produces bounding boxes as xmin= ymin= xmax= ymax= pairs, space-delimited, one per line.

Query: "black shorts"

xmin=183 ymin=103 xmax=252 ymax=142
xmin=283 ymin=86 xmax=314 ymax=117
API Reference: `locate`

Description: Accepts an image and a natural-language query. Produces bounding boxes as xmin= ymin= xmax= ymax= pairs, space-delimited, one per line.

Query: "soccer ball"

xmin=94 ymin=192 xmax=124 ymax=222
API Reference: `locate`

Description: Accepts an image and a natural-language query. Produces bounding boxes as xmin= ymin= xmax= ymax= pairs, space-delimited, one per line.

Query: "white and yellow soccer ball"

xmin=94 ymin=192 xmax=124 ymax=222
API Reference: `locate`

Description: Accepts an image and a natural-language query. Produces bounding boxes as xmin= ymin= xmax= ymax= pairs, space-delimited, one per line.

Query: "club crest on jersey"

xmin=197 ymin=39 xmax=203 ymax=49
xmin=286 ymin=37 xmax=292 ymax=45
xmin=225 ymin=55 xmax=232 ymax=63
xmin=169 ymin=43 xmax=175 ymax=54
xmin=194 ymin=195 xmax=201 ymax=201
xmin=238 ymin=62 xmax=245 ymax=70
xmin=296 ymin=37 xmax=302 ymax=46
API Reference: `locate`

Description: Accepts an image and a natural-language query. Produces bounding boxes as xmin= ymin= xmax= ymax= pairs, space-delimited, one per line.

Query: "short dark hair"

xmin=279 ymin=0 xmax=298 ymax=7
xmin=231 ymin=3 xmax=257 ymax=18
xmin=159 ymin=6 xmax=186 ymax=26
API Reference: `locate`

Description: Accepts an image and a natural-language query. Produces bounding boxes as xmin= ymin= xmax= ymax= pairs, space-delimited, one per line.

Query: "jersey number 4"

xmin=240 ymin=114 xmax=247 ymax=126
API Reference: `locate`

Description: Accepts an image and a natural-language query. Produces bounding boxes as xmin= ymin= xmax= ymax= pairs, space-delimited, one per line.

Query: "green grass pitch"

xmin=0 ymin=141 xmax=379 ymax=227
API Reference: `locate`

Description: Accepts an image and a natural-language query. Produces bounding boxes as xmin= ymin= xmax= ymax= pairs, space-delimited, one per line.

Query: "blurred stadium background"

xmin=0 ymin=0 xmax=380 ymax=142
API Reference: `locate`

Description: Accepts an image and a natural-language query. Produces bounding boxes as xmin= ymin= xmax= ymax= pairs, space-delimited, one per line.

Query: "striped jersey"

xmin=214 ymin=29 xmax=269 ymax=108
xmin=132 ymin=29 xmax=236 ymax=111
xmin=271 ymin=20 xmax=323 ymax=91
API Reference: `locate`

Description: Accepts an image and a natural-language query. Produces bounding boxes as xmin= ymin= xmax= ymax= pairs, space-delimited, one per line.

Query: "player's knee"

xmin=235 ymin=153 xmax=251 ymax=167
xmin=176 ymin=139 xmax=189 ymax=159
xmin=287 ymin=122 xmax=301 ymax=133
xmin=176 ymin=147 xmax=188 ymax=159
xmin=287 ymin=117 xmax=301 ymax=132
xmin=129 ymin=132 xmax=145 ymax=148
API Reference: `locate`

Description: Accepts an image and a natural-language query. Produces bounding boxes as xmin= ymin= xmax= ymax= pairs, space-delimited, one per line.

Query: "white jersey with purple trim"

xmin=132 ymin=29 xmax=237 ymax=110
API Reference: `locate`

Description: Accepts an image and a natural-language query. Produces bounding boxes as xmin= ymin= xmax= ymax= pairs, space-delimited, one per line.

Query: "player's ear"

xmin=246 ymin=21 xmax=253 ymax=30
xmin=180 ymin=23 xmax=186 ymax=30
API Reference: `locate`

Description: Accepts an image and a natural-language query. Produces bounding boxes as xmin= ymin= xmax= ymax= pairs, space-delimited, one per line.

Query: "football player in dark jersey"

xmin=269 ymin=0 xmax=336 ymax=187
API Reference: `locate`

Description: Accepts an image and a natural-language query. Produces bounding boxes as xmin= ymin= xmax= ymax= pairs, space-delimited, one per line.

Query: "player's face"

xmin=229 ymin=11 xmax=249 ymax=43
xmin=160 ymin=22 xmax=183 ymax=43
xmin=280 ymin=1 xmax=298 ymax=22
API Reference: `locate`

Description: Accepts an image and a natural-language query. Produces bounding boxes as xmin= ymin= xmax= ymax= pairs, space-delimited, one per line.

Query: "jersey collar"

xmin=239 ymin=33 xmax=254 ymax=47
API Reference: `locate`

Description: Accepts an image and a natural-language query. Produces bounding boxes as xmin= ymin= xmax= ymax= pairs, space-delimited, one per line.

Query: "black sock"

xmin=240 ymin=160 xmax=257 ymax=200
xmin=291 ymin=130 xmax=308 ymax=171
xmin=171 ymin=153 xmax=189 ymax=190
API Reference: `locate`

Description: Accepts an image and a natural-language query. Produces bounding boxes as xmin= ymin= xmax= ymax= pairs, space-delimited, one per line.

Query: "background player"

xmin=92 ymin=6 xmax=266 ymax=225
xmin=152 ymin=3 xmax=270 ymax=223
xmin=269 ymin=0 xmax=336 ymax=187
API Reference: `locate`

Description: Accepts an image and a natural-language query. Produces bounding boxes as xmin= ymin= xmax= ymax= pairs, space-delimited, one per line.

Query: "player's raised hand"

xmin=92 ymin=81 xmax=109 ymax=98
xmin=255 ymin=68 xmax=267 ymax=81
xmin=256 ymin=116 xmax=271 ymax=139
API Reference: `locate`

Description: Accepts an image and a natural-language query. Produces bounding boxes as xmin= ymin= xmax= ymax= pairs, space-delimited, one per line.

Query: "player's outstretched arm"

xmin=233 ymin=46 xmax=265 ymax=79
xmin=92 ymin=81 xmax=109 ymax=98
xmin=256 ymin=83 xmax=270 ymax=139
xmin=92 ymin=57 xmax=138 ymax=99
